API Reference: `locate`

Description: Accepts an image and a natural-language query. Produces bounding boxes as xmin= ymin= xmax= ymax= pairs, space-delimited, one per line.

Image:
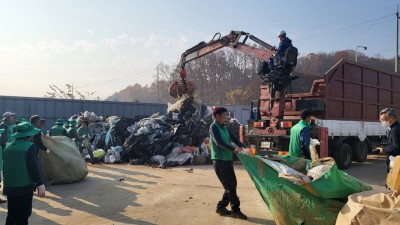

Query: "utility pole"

xmin=156 ymin=66 xmax=160 ymax=104
xmin=396 ymin=5 xmax=399 ymax=72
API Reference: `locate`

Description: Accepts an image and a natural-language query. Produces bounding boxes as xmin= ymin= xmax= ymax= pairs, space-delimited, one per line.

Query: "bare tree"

xmin=44 ymin=84 xmax=97 ymax=100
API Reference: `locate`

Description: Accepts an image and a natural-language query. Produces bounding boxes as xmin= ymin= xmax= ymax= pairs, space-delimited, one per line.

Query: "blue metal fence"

xmin=0 ymin=96 xmax=251 ymax=131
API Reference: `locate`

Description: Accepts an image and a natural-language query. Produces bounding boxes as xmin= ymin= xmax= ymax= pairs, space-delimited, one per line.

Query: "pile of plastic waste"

xmin=63 ymin=96 xmax=236 ymax=167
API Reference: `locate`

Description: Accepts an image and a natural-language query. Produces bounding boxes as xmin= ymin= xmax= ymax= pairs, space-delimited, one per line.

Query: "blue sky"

xmin=0 ymin=0 xmax=398 ymax=99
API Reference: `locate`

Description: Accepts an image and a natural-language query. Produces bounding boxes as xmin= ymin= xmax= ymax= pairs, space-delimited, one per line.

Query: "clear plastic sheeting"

xmin=105 ymin=146 xmax=123 ymax=164
xmin=166 ymin=145 xmax=193 ymax=166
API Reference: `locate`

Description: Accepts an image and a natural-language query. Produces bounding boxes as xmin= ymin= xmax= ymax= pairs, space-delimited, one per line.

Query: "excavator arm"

xmin=169 ymin=31 xmax=276 ymax=98
xmin=179 ymin=31 xmax=275 ymax=69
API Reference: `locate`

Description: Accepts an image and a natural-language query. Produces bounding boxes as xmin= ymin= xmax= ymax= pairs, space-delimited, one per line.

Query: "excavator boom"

xmin=170 ymin=31 xmax=276 ymax=98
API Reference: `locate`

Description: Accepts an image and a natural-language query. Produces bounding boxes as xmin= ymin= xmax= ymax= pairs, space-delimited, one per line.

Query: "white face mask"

xmin=381 ymin=121 xmax=391 ymax=127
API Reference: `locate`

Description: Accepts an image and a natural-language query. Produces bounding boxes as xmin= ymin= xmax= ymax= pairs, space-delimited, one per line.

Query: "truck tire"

xmin=333 ymin=143 xmax=352 ymax=170
xmin=351 ymin=140 xmax=368 ymax=162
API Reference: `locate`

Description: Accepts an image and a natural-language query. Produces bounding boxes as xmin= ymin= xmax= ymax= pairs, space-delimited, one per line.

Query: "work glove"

xmin=234 ymin=148 xmax=243 ymax=154
xmin=37 ymin=184 xmax=46 ymax=198
xmin=46 ymin=149 xmax=51 ymax=154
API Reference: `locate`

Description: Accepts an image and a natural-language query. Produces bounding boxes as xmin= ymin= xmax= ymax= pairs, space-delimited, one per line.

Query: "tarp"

xmin=237 ymin=154 xmax=372 ymax=225
xmin=40 ymin=135 xmax=88 ymax=184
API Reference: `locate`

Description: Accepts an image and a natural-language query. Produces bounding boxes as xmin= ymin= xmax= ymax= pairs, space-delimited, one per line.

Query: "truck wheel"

xmin=351 ymin=140 xmax=368 ymax=162
xmin=333 ymin=143 xmax=352 ymax=170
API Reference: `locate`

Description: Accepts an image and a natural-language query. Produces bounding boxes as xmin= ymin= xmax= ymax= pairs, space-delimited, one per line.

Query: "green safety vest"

xmin=210 ymin=121 xmax=233 ymax=161
xmin=3 ymin=140 xmax=34 ymax=188
xmin=50 ymin=125 xmax=66 ymax=136
xmin=289 ymin=120 xmax=310 ymax=157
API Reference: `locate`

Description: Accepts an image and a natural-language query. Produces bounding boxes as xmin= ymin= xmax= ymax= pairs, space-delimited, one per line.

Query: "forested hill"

xmin=107 ymin=49 xmax=397 ymax=105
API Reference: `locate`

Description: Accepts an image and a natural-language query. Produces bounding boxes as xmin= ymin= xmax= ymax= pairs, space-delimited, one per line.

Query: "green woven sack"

xmin=238 ymin=154 xmax=371 ymax=225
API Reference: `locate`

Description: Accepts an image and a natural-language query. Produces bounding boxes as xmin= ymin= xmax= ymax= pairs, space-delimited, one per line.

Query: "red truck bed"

xmin=261 ymin=59 xmax=400 ymax=121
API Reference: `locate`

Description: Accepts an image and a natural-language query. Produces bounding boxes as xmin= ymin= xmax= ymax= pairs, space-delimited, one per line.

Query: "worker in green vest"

xmin=289 ymin=109 xmax=312 ymax=159
xmin=209 ymin=107 xmax=247 ymax=220
xmin=0 ymin=129 xmax=6 ymax=204
xmin=3 ymin=122 xmax=45 ymax=224
xmin=0 ymin=112 xmax=16 ymax=149
xmin=66 ymin=120 xmax=78 ymax=137
xmin=67 ymin=120 xmax=80 ymax=148
xmin=77 ymin=120 xmax=93 ymax=145
xmin=50 ymin=119 xmax=68 ymax=136
xmin=77 ymin=119 xmax=96 ymax=162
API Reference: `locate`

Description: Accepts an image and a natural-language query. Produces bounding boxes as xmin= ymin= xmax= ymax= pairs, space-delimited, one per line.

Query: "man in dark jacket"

xmin=209 ymin=107 xmax=247 ymax=220
xmin=268 ymin=30 xmax=293 ymax=71
xmin=376 ymin=108 xmax=400 ymax=172
xmin=30 ymin=115 xmax=50 ymax=154
xmin=3 ymin=122 xmax=46 ymax=224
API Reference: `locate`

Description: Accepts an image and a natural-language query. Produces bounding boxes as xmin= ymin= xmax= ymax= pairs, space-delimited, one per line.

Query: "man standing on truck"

xmin=289 ymin=109 xmax=312 ymax=160
xmin=268 ymin=30 xmax=293 ymax=71
xmin=209 ymin=107 xmax=247 ymax=220
xmin=376 ymin=108 xmax=400 ymax=172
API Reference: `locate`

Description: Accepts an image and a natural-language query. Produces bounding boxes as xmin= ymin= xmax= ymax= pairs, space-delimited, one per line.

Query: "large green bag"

xmin=237 ymin=154 xmax=372 ymax=225
xmin=277 ymin=155 xmax=372 ymax=199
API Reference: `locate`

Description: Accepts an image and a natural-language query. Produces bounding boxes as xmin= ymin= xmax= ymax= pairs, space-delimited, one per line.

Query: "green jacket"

xmin=67 ymin=127 xmax=80 ymax=148
xmin=50 ymin=125 xmax=67 ymax=136
xmin=78 ymin=127 xmax=93 ymax=138
xmin=0 ymin=120 xmax=14 ymax=146
xmin=3 ymin=140 xmax=34 ymax=188
xmin=210 ymin=121 xmax=234 ymax=161
xmin=289 ymin=120 xmax=310 ymax=158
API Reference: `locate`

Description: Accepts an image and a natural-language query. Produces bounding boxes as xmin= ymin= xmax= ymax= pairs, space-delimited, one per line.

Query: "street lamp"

xmin=355 ymin=46 xmax=367 ymax=62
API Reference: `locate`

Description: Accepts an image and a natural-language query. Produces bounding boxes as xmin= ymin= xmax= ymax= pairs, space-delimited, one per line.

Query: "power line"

xmin=75 ymin=68 xmax=155 ymax=89
xmin=291 ymin=4 xmax=396 ymax=33
xmin=77 ymin=71 xmax=156 ymax=89
xmin=300 ymin=17 xmax=394 ymax=46
xmin=297 ymin=13 xmax=394 ymax=43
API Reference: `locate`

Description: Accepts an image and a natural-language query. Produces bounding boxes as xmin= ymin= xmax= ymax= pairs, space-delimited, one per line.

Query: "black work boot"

xmin=216 ymin=207 xmax=231 ymax=216
xmin=231 ymin=210 xmax=248 ymax=220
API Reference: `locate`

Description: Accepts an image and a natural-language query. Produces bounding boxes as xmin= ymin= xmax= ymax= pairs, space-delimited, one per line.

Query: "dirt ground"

xmin=0 ymin=154 xmax=388 ymax=225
